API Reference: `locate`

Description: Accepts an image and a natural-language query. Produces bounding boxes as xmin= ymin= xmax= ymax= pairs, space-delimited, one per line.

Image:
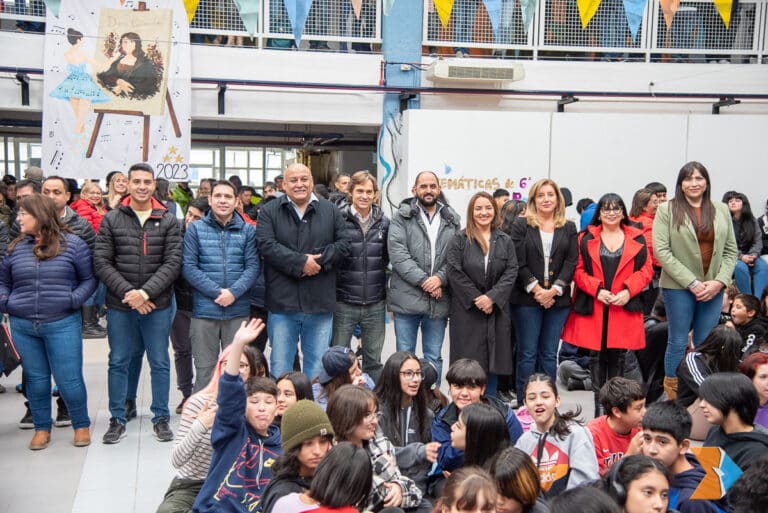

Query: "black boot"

xmin=82 ymin=305 xmax=107 ymax=339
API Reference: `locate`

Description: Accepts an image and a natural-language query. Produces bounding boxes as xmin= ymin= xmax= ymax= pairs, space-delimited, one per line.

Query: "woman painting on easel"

xmin=97 ymin=32 xmax=160 ymax=101
xmin=49 ymin=28 xmax=110 ymax=134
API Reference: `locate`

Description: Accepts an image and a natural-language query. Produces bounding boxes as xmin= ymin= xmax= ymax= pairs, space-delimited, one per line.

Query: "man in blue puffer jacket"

xmin=183 ymin=180 xmax=258 ymax=392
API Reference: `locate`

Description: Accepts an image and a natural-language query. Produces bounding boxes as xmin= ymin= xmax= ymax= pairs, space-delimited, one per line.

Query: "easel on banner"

xmin=86 ymin=2 xmax=181 ymax=162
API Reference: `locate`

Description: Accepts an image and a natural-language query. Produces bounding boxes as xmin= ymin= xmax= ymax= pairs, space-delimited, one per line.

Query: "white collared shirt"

xmin=289 ymin=192 xmax=319 ymax=220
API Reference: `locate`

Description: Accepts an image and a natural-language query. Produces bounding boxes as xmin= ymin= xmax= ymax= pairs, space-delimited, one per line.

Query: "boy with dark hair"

xmin=431 ymin=358 xmax=522 ymax=472
xmin=587 ymin=377 xmax=646 ymax=475
xmin=640 ymin=401 xmax=724 ymax=513
xmin=192 ymin=319 xmax=282 ymax=513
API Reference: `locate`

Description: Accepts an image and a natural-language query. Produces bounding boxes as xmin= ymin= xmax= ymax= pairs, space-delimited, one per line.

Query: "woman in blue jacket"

xmin=0 ymin=194 xmax=96 ymax=450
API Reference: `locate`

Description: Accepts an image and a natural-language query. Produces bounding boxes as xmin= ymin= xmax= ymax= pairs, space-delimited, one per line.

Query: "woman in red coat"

xmin=562 ymin=193 xmax=653 ymax=415
xmin=70 ymin=180 xmax=108 ymax=233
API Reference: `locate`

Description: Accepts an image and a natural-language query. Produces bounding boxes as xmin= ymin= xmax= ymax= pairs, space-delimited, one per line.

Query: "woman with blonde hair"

xmin=105 ymin=171 xmax=128 ymax=209
xmin=509 ymin=179 xmax=578 ymax=399
xmin=447 ymin=191 xmax=518 ymax=396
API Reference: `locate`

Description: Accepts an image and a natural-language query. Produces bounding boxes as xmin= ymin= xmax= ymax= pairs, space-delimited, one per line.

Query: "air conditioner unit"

xmin=425 ymin=59 xmax=525 ymax=85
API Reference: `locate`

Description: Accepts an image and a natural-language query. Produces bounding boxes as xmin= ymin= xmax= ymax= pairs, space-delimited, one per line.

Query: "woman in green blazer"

xmin=653 ymin=161 xmax=738 ymax=400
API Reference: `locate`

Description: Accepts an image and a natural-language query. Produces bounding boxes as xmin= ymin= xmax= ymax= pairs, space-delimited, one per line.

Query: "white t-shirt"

xmin=271 ymin=492 xmax=319 ymax=513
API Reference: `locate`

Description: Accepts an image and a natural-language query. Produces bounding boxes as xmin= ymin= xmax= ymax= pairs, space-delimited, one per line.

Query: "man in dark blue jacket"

xmin=331 ymin=171 xmax=389 ymax=381
xmin=95 ymin=163 xmax=182 ymax=444
xmin=256 ymin=163 xmax=349 ymax=380
xmin=183 ymin=180 xmax=258 ymax=392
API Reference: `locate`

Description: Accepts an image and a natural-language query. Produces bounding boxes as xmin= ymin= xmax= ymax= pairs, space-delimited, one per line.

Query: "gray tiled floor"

xmin=0 ymin=320 xmax=593 ymax=513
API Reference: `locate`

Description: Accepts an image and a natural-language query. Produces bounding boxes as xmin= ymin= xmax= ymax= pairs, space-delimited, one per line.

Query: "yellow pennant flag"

xmin=183 ymin=0 xmax=201 ymax=23
xmin=577 ymin=0 xmax=602 ymax=28
xmin=351 ymin=0 xmax=363 ymax=19
xmin=714 ymin=0 xmax=734 ymax=29
xmin=434 ymin=0 xmax=456 ymax=28
xmin=660 ymin=0 xmax=680 ymax=28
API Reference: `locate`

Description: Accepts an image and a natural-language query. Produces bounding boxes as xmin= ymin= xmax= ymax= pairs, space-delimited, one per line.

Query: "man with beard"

xmin=388 ymin=171 xmax=460 ymax=381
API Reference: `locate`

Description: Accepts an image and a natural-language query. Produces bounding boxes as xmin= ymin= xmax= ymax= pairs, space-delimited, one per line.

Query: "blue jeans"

xmin=84 ymin=281 xmax=107 ymax=307
xmin=393 ymin=313 xmax=447 ymax=382
xmin=11 ymin=313 xmax=89 ymax=431
xmin=268 ymin=311 xmax=333 ymax=380
xmin=107 ymin=307 xmax=172 ymax=424
xmin=332 ymin=301 xmax=386 ymax=381
xmin=662 ymin=288 xmax=724 ymax=377
xmin=735 ymin=257 xmax=768 ymax=296
xmin=511 ymin=305 xmax=570 ymax=399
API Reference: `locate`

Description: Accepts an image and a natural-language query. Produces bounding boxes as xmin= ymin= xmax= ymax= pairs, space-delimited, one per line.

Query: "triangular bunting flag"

xmin=42 ymin=0 xmax=61 ymax=17
xmin=714 ymin=0 xmax=734 ymax=29
xmin=383 ymin=0 xmax=396 ymax=16
xmin=622 ymin=0 xmax=647 ymax=41
xmin=520 ymin=0 xmax=537 ymax=34
xmin=233 ymin=0 xmax=260 ymax=36
xmin=351 ymin=0 xmax=363 ymax=19
xmin=660 ymin=0 xmax=680 ymax=28
xmin=482 ymin=0 xmax=502 ymax=38
xmin=690 ymin=447 xmax=743 ymax=500
xmin=577 ymin=0 xmax=602 ymax=28
xmin=434 ymin=0 xmax=455 ymax=28
xmin=183 ymin=0 xmax=201 ymax=22
xmin=285 ymin=0 xmax=314 ymax=45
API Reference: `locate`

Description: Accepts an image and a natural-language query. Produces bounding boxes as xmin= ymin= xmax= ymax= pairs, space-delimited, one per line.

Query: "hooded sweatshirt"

xmin=669 ymin=453 xmax=725 ymax=513
xmin=193 ymin=373 xmax=282 ymax=513
xmin=703 ymin=423 xmax=768 ymax=471
xmin=514 ymin=421 xmax=599 ymax=498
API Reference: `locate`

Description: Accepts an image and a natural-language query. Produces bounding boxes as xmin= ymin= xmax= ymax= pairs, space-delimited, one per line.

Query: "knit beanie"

xmin=281 ymin=400 xmax=334 ymax=452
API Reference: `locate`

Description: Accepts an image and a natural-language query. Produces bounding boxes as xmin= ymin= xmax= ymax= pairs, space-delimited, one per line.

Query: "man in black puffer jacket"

xmin=94 ymin=163 xmax=182 ymax=445
xmin=330 ymin=171 xmax=389 ymax=381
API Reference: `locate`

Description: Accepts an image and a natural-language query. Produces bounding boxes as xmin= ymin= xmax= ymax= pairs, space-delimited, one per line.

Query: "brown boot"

xmin=663 ymin=376 xmax=678 ymax=401
xmin=74 ymin=427 xmax=91 ymax=447
xmin=29 ymin=430 xmax=51 ymax=450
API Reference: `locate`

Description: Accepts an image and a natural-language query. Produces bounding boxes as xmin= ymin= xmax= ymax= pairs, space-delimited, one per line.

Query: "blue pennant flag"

xmin=233 ymin=0 xmax=260 ymax=37
xmin=284 ymin=0 xmax=314 ymax=45
xmin=520 ymin=0 xmax=536 ymax=35
xmin=622 ymin=0 xmax=648 ymax=41
xmin=482 ymin=0 xmax=502 ymax=38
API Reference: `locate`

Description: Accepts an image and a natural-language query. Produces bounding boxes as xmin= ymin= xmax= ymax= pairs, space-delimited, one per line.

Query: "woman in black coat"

xmin=447 ymin=192 xmax=518 ymax=397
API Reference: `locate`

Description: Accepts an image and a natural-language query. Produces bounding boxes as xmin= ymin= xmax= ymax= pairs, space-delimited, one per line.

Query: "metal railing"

xmin=1 ymin=0 xmax=765 ymax=62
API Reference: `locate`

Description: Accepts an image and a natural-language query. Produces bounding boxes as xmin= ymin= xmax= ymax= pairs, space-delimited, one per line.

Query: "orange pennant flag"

xmin=434 ymin=0 xmax=455 ymax=28
xmin=577 ymin=0 xmax=602 ymax=28
xmin=714 ymin=0 xmax=734 ymax=29
xmin=660 ymin=0 xmax=680 ymax=28
xmin=351 ymin=0 xmax=363 ymax=19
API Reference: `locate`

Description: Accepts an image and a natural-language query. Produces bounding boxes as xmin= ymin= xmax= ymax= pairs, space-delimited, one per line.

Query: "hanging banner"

xmin=42 ymin=0 xmax=192 ymax=181
xmin=183 ymin=0 xmax=200 ymax=21
xmin=233 ymin=0 xmax=260 ymax=36
xmin=482 ymin=0 xmax=501 ymax=38
xmin=577 ymin=0 xmax=602 ymax=27
xmin=660 ymin=0 xmax=679 ymax=28
xmin=434 ymin=0 xmax=455 ymax=28
xmin=43 ymin=0 xmax=62 ymax=17
xmin=622 ymin=0 xmax=647 ymax=40
xmin=520 ymin=0 xmax=536 ymax=34
xmin=383 ymin=0 xmax=396 ymax=16
xmin=714 ymin=0 xmax=734 ymax=28
xmin=285 ymin=0 xmax=314 ymax=45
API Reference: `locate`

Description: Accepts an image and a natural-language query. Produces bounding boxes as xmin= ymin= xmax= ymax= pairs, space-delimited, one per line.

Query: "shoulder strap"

xmin=580 ymin=231 xmax=593 ymax=276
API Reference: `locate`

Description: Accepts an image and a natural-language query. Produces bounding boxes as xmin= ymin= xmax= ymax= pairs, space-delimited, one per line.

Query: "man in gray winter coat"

xmin=387 ymin=171 xmax=460 ymax=380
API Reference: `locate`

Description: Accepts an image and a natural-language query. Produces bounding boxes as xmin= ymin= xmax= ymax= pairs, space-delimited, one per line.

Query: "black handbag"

xmin=571 ymin=232 xmax=594 ymax=316
xmin=0 ymin=323 xmax=20 ymax=377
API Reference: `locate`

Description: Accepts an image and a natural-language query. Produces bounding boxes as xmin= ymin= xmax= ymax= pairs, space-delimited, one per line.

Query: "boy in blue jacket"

xmin=193 ymin=319 xmax=281 ymax=513
xmin=640 ymin=401 xmax=726 ymax=513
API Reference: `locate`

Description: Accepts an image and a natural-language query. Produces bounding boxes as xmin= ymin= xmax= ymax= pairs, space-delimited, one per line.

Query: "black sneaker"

xmin=153 ymin=418 xmax=174 ymax=442
xmin=102 ymin=418 xmax=126 ymax=444
xmin=55 ymin=403 xmax=72 ymax=427
xmin=175 ymin=397 xmax=188 ymax=415
xmin=19 ymin=403 xmax=33 ymax=429
xmin=125 ymin=399 xmax=137 ymax=421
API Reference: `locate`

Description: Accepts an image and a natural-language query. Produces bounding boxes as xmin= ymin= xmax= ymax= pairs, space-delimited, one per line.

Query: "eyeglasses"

xmin=600 ymin=207 xmax=622 ymax=214
xmin=364 ymin=411 xmax=383 ymax=423
xmin=400 ymin=370 xmax=424 ymax=382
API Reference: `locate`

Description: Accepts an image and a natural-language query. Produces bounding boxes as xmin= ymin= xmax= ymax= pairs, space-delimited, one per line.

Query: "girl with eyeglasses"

xmin=562 ymin=193 xmax=654 ymax=417
xmin=374 ymin=351 xmax=441 ymax=495
xmin=327 ymin=384 xmax=427 ymax=512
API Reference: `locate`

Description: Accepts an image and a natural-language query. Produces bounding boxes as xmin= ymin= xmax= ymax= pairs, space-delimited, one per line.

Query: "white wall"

xmin=386 ymin=110 xmax=768 ymax=222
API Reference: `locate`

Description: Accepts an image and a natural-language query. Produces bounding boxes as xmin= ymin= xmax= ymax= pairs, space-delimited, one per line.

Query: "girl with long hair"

xmin=740 ymin=352 xmax=768 ymax=429
xmin=599 ymin=455 xmax=672 ymax=513
xmin=723 ymin=191 xmax=767 ymax=295
xmin=509 ymin=179 xmax=578 ymax=400
xmin=490 ymin=447 xmax=549 ymax=513
xmin=432 ymin=466 xmax=498 ymax=513
xmin=653 ymin=161 xmax=738 ymax=400
xmin=0 ymin=194 xmax=96 ymax=450
xmin=450 ymin=402 xmax=511 ymax=468
xmin=275 ymin=371 xmax=313 ymax=427
xmin=374 ymin=351 xmax=439 ymax=494
xmin=447 ymin=191 xmax=518 ymax=396
xmin=562 ymin=193 xmax=653 ymax=416
xmin=514 ymin=374 xmax=598 ymax=498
